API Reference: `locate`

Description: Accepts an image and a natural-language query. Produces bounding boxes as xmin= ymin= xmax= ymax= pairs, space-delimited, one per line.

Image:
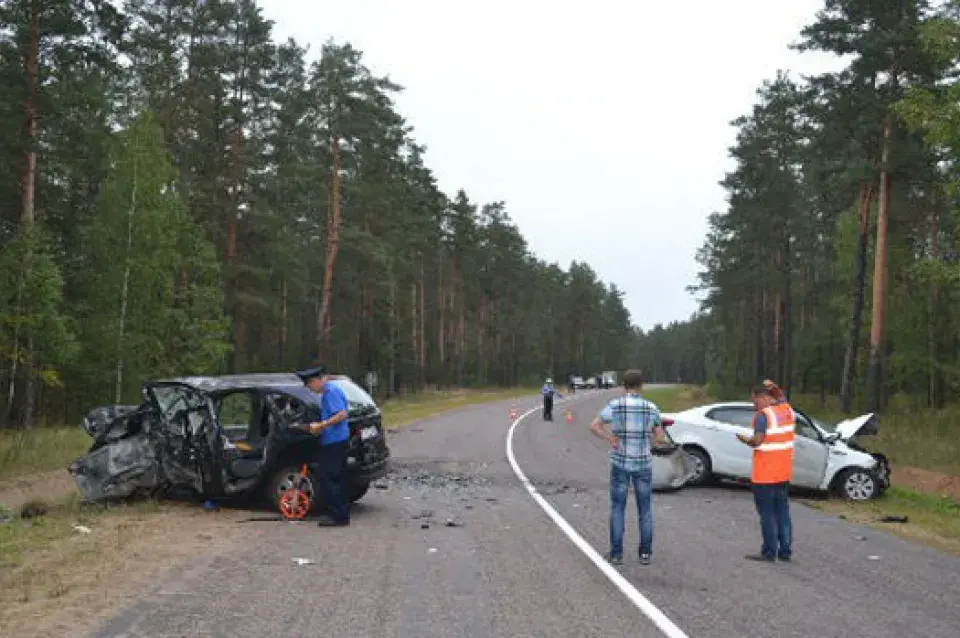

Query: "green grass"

xmin=0 ymin=493 xmax=154 ymax=571
xmin=643 ymin=385 xmax=712 ymax=413
xmin=0 ymin=427 xmax=91 ymax=482
xmin=789 ymin=393 xmax=960 ymax=477
xmin=803 ymin=486 xmax=960 ymax=554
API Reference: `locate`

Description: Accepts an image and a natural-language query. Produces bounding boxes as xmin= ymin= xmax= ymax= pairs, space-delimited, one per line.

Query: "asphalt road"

xmin=95 ymin=389 xmax=960 ymax=638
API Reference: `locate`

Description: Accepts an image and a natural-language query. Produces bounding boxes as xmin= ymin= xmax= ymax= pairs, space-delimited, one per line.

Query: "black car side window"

xmin=266 ymin=393 xmax=308 ymax=428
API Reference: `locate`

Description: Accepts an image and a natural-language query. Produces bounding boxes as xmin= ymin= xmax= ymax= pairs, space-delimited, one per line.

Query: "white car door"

xmin=790 ymin=410 xmax=829 ymax=489
xmin=701 ymin=406 xmax=755 ymax=478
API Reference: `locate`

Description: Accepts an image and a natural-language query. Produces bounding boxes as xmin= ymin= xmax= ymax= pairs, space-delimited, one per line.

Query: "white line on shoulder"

xmin=505 ymin=397 xmax=690 ymax=638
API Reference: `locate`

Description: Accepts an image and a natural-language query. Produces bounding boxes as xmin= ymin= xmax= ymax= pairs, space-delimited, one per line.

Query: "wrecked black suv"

xmin=69 ymin=373 xmax=390 ymax=512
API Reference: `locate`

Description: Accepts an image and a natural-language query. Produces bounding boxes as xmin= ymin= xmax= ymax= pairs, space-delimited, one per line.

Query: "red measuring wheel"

xmin=278 ymin=464 xmax=312 ymax=520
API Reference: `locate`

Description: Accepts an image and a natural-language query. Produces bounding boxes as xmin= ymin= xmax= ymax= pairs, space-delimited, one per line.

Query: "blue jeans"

xmin=609 ymin=465 xmax=653 ymax=558
xmin=753 ymin=482 xmax=792 ymax=559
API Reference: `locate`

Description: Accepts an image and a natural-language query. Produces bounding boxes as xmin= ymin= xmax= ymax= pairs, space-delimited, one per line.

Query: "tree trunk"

xmin=116 ymin=130 xmax=139 ymax=403
xmin=388 ymin=267 xmax=397 ymax=396
xmin=840 ymin=180 xmax=874 ymax=412
xmin=11 ymin=0 xmax=40 ymax=429
xmin=437 ymin=257 xmax=445 ymax=383
xmin=781 ymin=236 xmax=792 ymax=398
xmin=410 ymin=278 xmax=417 ymax=387
xmin=928 ymin=207 xmax=940 ymax=408
xmin=418 ymin=255 xmax=426 ymax=382
xmin=279 ymin=278 xmax=288 ymax=367
xmin=754 ymin=289 xmax=765 ymax=380
xmin=867 ymin=117 xmax=893 ymax=413
xmin=316 ymin=136 xmax=341 ymax=355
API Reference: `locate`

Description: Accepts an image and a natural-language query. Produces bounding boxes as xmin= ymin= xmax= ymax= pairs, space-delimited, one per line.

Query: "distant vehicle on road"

xmin=663 ymin=402 xmax=890 ymax=500
xmin=570 ymin=376 xmax=585 ymax=389
xmin=583 ymin=376 xmax=598 ymax=389
xmin=600 ymin=371 xmax=617 ymax=389
xmin=69 ymin=373 xmax=390 ymax=513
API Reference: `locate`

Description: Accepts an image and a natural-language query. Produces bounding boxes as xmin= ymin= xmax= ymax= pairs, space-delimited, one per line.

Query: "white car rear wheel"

xmin=683 ymin=446 xmax=713 ymax=486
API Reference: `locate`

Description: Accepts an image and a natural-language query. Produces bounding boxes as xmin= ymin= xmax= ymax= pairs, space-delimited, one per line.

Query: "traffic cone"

xmin=509 ymin=404 xmax=518 ymax=420
xmin=565 ymin=410 xmax=573 ymax=424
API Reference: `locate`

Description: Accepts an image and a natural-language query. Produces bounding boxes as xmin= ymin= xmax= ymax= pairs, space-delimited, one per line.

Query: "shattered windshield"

xmin=152 ymin=386 xmax=205 ymax=418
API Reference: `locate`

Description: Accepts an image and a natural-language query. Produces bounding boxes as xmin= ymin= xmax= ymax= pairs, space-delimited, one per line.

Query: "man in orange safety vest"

xmin=736 ymin=379 xmax=794 ymax=562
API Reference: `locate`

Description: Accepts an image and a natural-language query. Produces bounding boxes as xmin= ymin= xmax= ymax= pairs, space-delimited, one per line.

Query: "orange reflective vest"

xmin=751 ymin=403 xmax=795 ymax=484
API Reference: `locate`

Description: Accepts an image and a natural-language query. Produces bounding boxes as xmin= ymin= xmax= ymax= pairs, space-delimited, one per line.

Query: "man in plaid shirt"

xmin=589 ymin=369 xmax=665 ymax=565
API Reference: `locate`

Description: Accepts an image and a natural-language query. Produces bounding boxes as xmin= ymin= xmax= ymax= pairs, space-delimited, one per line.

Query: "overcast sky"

xmin=260 ymin=0 xmax=844 ymax=331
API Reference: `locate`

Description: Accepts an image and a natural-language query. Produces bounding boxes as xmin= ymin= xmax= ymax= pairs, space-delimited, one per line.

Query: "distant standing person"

xmin=297 ymin=366 xmax=351 ymax=527
xmin=589 ymin=370 xmax=665 ymax=565
xmin=541 ymin=378 xmax=562 ymax=421
xmin=736 ymin=379 xmax=794 ymax=561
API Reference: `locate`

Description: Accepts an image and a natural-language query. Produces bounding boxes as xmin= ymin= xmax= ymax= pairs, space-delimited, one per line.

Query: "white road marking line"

xmin=506 ymin=398 xmax=690 ymax=638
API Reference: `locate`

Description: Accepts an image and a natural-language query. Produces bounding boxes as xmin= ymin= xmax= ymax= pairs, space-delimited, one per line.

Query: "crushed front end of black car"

xmin=68 ymin=403 xmax=169 ymax=502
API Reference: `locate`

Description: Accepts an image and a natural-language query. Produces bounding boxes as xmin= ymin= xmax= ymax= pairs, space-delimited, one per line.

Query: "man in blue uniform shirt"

xmin=297 ymin=365 xmax=351 ymax=527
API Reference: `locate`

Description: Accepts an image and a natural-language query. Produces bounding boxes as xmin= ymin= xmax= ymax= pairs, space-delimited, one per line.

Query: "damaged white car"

xmin=663 ymin=402 xmax=891 ymax=500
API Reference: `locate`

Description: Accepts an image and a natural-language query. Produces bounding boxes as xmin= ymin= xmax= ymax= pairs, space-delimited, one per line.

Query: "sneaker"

xmin=639 ymin=553 xmax=651 ymax=566
xmin=778 ymin=554 xmax=792 ymax=562
xmin=607 ymin=553 xmax=623 ymax=566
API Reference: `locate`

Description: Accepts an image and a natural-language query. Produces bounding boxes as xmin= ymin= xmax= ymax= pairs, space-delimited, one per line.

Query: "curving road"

xmin=95 ymin=389 xmax=960 ymax=637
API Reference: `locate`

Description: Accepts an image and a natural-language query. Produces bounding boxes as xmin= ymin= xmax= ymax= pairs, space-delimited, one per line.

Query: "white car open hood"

xmin=834 ymin=413 xmax=878 ymax=440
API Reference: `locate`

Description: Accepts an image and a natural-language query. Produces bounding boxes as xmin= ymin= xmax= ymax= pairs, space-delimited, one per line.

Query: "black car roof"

xmin=155 ymin=373 xmax=349 ymax=393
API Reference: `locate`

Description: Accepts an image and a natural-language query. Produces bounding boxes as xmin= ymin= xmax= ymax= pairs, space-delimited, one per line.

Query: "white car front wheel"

xmin=835 ymin=467 xmax=880 ymax=501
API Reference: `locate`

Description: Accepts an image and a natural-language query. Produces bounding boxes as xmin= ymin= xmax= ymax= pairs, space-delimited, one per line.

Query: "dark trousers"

xmin=753 ymin=482 xmax=792 ymax=559
xmin=542 ymin=395 xmax=553 ymax=420
xmin=314 ymin=440 xmax=350 ymax=522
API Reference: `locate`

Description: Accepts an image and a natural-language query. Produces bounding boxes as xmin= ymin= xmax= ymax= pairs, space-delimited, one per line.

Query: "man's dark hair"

xmin=623 ymin=370 xmax=643 ymax=390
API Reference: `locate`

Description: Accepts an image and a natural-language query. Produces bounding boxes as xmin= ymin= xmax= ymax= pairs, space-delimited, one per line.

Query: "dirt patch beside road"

xmin=0 ymin=469 xmax=77 ymax=512
xmin=0 ymin=499 xmax=247 ymax=638
xmin=893 ymin=466 xmax=960 ymax=502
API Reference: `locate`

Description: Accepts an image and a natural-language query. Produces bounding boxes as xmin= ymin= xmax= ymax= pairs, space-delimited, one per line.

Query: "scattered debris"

xmin=867 ymin=555 xmax=880 ymax=561
xmin=878 ymin=515 xmax=908 ymax=523
xmin=428 ymin=548 xmax=438 ymax=553
xmin=412 ymin=509 xmax=434 ymax=520
xmin=201 ymin=500 xmax=219 ymax=512
xmin=402 ymin=496 xmax=412 ymax=500
xmin=73 ymin=524 xmax=92 ymax=534
xmin=374 ymin=482 xmax=389 ymax=490
xmin=292 ymin=557 xmax=315 ymax=566
xmin=838 ymin=515 xmax=848 ymax=520
xmin=238 ymin=516 xmax=284 ymax=523
xmin=410 ymin=428 xmax=424 ymax=432
xmin=0 ymin=504 xmax=14 ymax=524
xmin=420 ymin=522 xmax=430 ymax=529
xmin=444 ymin=518 xmax=461 ymax=528
xmin=854 ymin=535 xmax=867 ymax=541
xmin=465 ymin=504 xmax=474 ymax=510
